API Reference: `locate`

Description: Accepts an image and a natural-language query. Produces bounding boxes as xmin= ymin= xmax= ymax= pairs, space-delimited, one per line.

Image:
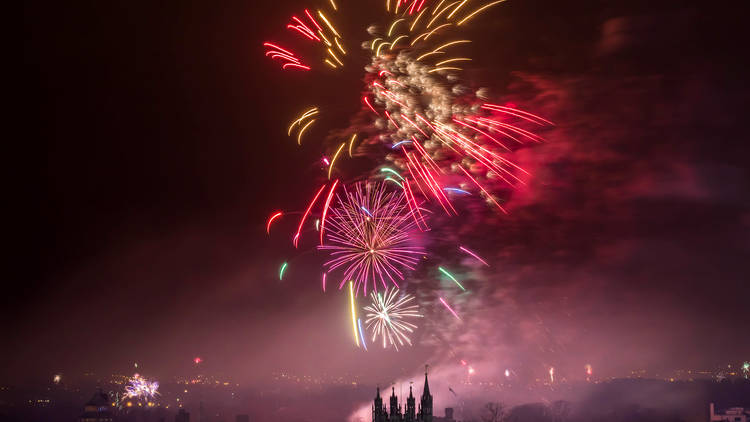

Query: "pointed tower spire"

xmin=423 ymin=364 xmax=430 ymax=397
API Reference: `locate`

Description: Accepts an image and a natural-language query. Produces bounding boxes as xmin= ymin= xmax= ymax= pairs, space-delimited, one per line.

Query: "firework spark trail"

xmin=358 ymin=318 xmax=368 ymax=350
xmin=439 ymin=296 xmax=461 ymax=320
xmin=319 ymin=182 xmax=424 ymax=296
xmin=349 ymin=281 xmax=360 ymax=347
xmin=266 ymin=212 xmax=283 ymax=235
xmin=364 ymin=287 xmax=423 ymax=350
xmin=459 ymin=245 xmax=489 ymax=266
xmin=438 ymin=266 xmax=465 ymax=291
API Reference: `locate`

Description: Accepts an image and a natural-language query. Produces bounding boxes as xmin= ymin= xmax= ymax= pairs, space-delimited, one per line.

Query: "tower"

xmin=373 ymin=387 xmax=387 ymax=422
xmin=418 ymin=366 xmax=433 ymax=422
xmin=404 ymin=385 xmax=416 ymax=422
xmin=390 ymin=387 xmax=402 ymax=422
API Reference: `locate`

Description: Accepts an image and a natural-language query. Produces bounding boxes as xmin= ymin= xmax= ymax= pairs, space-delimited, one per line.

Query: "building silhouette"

xmin=79 ymin=389 xmax=114 ymax=422
xmin=175 ymin=408 xmax=190 ymax=422
xmin=373 ymin=369 xmax=434 ymax=422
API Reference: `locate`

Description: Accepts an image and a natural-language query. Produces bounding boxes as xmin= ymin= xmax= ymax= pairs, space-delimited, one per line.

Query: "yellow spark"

xmin=318 ymin=30 xmax=333 ymax=46
xmin=424 ymin=23 xmax=452 ymax=41
xmin=329 ymin=0 xmax=337 ymax=11
xmin=287 ymin=108 xmax=318 ymax=136
xmin=327 ymin=48 xmax=344 ymax=66
xmin=394 ymin=0 xmax=401 ymax=14
xmin=348 ymin=133 xmax=357 ymax=157
xmin=434 ymin=39 xmax=471 ymax=52
xmin=324 ymin=59 xmax=337 ymax=68
xmin=388 ymin=18 xmax=405 ymax=37
xmin=386 ymin=0 xmax=390 ymax=13
xmin=349 ymin=281 xmax=359 ymax=347
xmin=297 ymin=119 xmax=316 ymax=145
xmin=410 ymin=32 xmax=429 ymax=46
xmin=410 ymin=9 xmax=427 ymax=31
xmin=427 ymin=0 xmax=461 ymax=28
xmin=375 ymin=41 xmax=388 ymax=57
xmin=390 ymin=35 xmax=408 ymax=50
xmin=328 ymin=142 xmax=346 ymax=179
xmin=416 ymin=50 xmax=445 ymax=61
xmin=435 ymin=57 xmax=472 ymax=66
xmin=428 ymin=66 xmax=462 ymax=73
xmin=432 ymin=0 xmax=447 ymax=15
xmin=457 ymin=0 xmax=507 ymax=26
xmin=447 ymin=0 xmax=468 ymax=19
xmin=335 ymin=37 xmax=346 ymax=54
xmin=317 ymin=10 xmax=341 ymax=37
xmin=370 ymin=37 xmax=383 ymax=50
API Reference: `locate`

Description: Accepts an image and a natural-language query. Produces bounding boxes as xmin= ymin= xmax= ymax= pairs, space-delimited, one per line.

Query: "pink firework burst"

xmin=319 ymin=182 xmax=424 ymax=296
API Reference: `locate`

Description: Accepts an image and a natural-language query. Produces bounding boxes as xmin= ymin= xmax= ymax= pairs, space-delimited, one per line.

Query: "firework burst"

xmin=123 ymin=374 xmax=159 ymax=402
xmin=364 ymin=287 xmax=423 ymax=350
xmin=318 ymin=182 xmax=424 ymax=296
xmin=264 ymin=0 xmax=552 ymax=215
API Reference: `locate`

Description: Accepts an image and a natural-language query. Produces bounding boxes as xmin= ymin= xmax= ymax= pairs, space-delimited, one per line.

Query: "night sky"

xmin=14 ymin=0 xmax=749 ymax=395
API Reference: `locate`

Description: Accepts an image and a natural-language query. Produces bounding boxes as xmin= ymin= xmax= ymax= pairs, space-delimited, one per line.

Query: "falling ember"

xmin=585 ymin=364 xmax=592 ymax=376
xmin=194 ymin=357 xmax=202 ymax=365
xmin=439 ymin=297 xmax=461 ymax=321
xmin=53 ymin=374 xmax=61 ymax=384
xmin=504 ymin=369 xmax=510 ymax=377
xmin=549 ymin=367 xmax=555 ymax=383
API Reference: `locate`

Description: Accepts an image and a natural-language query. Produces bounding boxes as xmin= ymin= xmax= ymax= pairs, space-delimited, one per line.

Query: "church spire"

xmin=422 ymin=365 xmax=430 ymax=397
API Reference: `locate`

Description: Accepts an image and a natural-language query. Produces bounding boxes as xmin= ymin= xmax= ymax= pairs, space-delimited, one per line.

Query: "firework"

xmin=263 ymin=0 xmax=552 ymax=217
xmin=364 ymin=287 xmax=423 ymax=350
xmin=319 ymin=182 xmax=424 ymax=295
xmin=123 ymin=374 xmax=159 ymax=402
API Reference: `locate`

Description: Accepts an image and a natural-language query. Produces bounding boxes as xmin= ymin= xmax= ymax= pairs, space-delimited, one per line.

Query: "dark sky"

xmin=13 ymin=0 xmax=749 ymax=391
